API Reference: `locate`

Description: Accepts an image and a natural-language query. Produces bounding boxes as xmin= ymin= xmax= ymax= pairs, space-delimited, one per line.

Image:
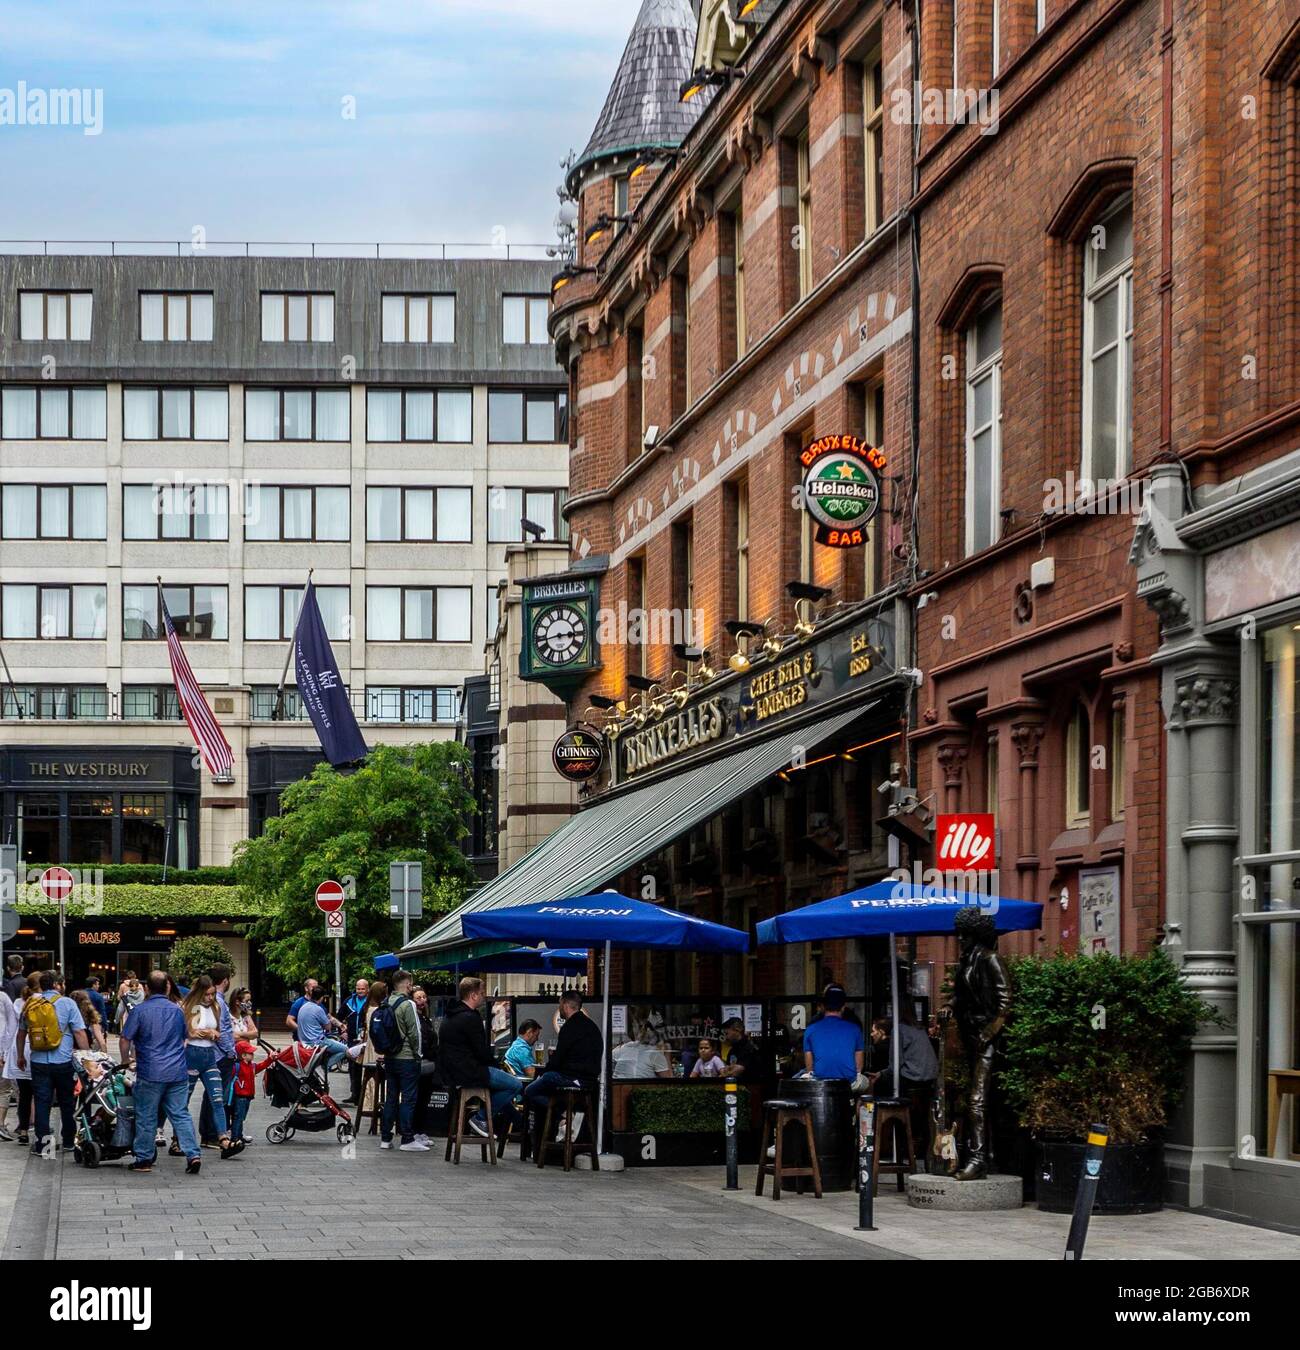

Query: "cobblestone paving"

xmin=5 ymin=1090 xmax=898 ymax=1262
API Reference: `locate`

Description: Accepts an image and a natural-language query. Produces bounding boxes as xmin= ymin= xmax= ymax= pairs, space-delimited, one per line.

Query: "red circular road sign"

xmin=40 ymin=866 xmax=75 ymax=902
xmin=315 ymin=880 xmax=345 ymax=914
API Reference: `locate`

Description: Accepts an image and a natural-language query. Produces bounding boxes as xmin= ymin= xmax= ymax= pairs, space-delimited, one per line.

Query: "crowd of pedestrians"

xmin=0 ymin=954 xmax=607 ymax=1171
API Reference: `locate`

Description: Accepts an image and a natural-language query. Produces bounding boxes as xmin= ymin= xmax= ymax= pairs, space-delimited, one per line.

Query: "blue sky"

xmin=0 ymin=0 xmax=643 ymax=249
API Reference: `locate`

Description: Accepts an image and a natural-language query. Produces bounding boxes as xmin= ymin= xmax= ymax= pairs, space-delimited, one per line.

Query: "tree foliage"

xmin=234 ymin=743 xmax=476 ymax=989
xmin=166 ymin=935 xmax=236 ymax=987
xmin=1000 ymin=949 xmax=1219 ymax=1144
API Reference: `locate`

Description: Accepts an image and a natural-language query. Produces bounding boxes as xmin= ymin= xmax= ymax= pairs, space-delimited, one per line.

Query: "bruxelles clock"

xmin=519 ymin=572 xmax=601 ymax=694
xmin=532 ymin=603 xmax=587 ymax=666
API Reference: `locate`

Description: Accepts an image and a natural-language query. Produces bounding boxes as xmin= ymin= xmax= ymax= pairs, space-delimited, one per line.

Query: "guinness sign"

xmin=800 ymin=434 xmax=885 ymax=548
xmin=552 ymin=729 xmax=606 ymax=783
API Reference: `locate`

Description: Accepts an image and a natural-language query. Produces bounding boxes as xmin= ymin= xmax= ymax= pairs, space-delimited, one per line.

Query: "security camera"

xmin=899 ymin=667 xmax=924 ymax=688
xmin=877 ymin=777 xmax=901 ymax=797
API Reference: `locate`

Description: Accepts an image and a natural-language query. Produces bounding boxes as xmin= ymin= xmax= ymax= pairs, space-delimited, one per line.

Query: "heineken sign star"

xmin=799 ymin=434 xmax=885 ymax=548
xmin=552 ymin=727 xmax=606 ymax=782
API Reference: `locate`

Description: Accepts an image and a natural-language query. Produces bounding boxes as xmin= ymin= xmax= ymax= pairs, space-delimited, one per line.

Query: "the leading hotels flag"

xmin=160 ymin=587 xmax=234 ymax=779
xmin=294 ymin=580 xmax=368 ymax=766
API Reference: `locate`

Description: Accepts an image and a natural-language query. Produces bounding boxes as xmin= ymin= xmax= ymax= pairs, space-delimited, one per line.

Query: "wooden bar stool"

xmin=756 ymin=1099 xmax=822 ymax=1200
xmin=871 ymin=1098 xmax=916 ymax=1194
xmin=496 ymin=1101 xmax=531 ymax=1161
xmin=445 ymin=1085 xmax=497 ymax=1165
xmin=356 ymin=1064 xmax=385 ymax=1137
xmin=534 ymin=1086 xmax=598 ymax=1172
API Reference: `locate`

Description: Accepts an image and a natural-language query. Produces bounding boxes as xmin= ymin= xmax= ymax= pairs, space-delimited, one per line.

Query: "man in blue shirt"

xmin=802 ymin=986 xmax=864 ymax=1081
xmin=120 ymin=970 xmax=202 ymax=1174
xmin=200 ymin=963 xmax=238 ymax=1146
xmin=16 ymin=971 xmax=88 ymax=1156
xmin=82 ymin=975 xmax=109 ymax=1027
xmin=295 ymin=987 xmax=349 ymax=1070
xmin=286 ymin=978 xmax=320 ymax=1040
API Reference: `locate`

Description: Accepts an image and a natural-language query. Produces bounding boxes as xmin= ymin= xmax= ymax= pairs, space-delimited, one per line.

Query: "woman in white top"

xmin=181 ymin=976 xmax=243 ymax=1159
xmin=3 ymin=974 xmax=37 ymax=1144
xmin=228 ymin=986 xmax=259 ymax=1041
xmin=0 ymin=986 xmax=17 ymax=1141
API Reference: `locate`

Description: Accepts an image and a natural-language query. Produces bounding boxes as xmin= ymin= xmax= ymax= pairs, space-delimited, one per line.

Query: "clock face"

xmin=532 ymin=604 xmax=587 ymax=666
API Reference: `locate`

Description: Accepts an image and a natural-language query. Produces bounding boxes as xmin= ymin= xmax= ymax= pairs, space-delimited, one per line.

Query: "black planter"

xmin=1035 ymin=1138 xmax=1164 ymax=1214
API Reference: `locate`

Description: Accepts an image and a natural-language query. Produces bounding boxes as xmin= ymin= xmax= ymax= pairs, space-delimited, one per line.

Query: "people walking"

xmin=4 ymin=974 xmax=38 ymax=1145
xmin=72 ymin=990 xmax=109 ymax=1053
xmin=375 ymin=970 xmax=424 ymax=1151
xmin=230 ymin=987 xmax=258 ymax=1041
xmin=5 ymin=956 xmax=27 ymax=1002
xmin=181 ymin=976 xmax=244 ymax=1159
xmin=0 ymin=983 xmax=17 ymax=1141
xmin=120 ymin=971 xmax=203 ymax=1175
xmin=199 ymin=964 xmax=238 ymax=1148
xmin=340 ymin=978 xmax=369 ymax=1105
xmin=81 ymin=975 xmax=109 ymax=1029
xmin=15 ymin=970 xmax=89 ymax=1157
xmin=228 ymin=1039 xmax=275 ymax=1144
xmin=116 ymin=970 xmax=145 ymax=1032
xmin=357 ymin=980 xmax=387 ymax=1121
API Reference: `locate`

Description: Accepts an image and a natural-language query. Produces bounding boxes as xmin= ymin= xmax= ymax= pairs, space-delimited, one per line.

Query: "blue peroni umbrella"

xmin=463 ymin=893 xmax=748 ymax=1156
xmin=758 ymin=881 xmax=1043 ymax=1097
xmin=455 ymin=947 xmax=590 ymax=976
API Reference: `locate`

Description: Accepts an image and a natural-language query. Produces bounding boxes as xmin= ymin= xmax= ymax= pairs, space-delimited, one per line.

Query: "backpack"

xmin=367 ymin=994 xmax=408 ymax=1057
xmin=23 ymin=995 xmax=63 ymax=1054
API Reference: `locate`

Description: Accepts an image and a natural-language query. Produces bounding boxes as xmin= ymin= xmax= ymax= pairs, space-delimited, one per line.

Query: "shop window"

xmin=1082 ymin=193 xmax=1134 ymax=485
xmin=965 ymin=296 xmax=1003 ymax=556
xmin=16 ymin=794 xmax=59 ymax=865
xmin=1251 ymin=919 xmax=1300 ymax=1160
xmin=1065 ymin=702 xmax=1091 ymax=827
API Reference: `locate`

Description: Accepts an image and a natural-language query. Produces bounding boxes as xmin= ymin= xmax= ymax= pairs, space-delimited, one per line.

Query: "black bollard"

xmin=855 ymin=1095 xmax=877 ymax=1231
xmin=1063 ymin=1124 xmax=1109 ymax=1260
xmin=723 ymin=1083 xmax=739 ymax=1190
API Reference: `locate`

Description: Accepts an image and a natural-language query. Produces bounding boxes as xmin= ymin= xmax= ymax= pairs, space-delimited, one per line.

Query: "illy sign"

xmin=935 ymin=814 xmax=996 ymax=872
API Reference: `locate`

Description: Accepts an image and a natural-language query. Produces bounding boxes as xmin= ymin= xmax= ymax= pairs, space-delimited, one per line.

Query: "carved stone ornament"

xmin=936 ymin=741 xmax=970 ymax=787
xmin=1171 ymin=674 xmax=1239 ymax=728
xmin=1148 ymin=589 xmax=1192 ymax=635
xmin=1010 ymin=721 xmax=1046 ymax=767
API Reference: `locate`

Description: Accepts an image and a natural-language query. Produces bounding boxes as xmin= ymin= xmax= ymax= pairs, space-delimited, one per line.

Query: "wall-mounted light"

xmin=679 ymin=66 xmax=741 ymax=103
xmin=786 ymin=580 xmax=831 ymax=641
xmin=724 ymin=619 xmax=764 ymax=673
xmin=584 ymin=213 xmax=635 ymax=246
xmin=551 ymin=264 xmax=598 ymax=296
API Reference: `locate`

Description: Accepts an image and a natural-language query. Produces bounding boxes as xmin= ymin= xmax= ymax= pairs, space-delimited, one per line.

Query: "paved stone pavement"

xmin=3 ymin=1089 xmax=898 ymax=1261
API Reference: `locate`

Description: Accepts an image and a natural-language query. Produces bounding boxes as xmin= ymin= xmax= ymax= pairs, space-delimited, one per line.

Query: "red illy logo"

xmin=935 ymin=814 xmax=996 ymax=871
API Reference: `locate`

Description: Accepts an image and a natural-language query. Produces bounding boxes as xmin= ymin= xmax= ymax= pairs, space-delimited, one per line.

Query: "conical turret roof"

xmin=567 ymin=0 xmax=707 ymax=192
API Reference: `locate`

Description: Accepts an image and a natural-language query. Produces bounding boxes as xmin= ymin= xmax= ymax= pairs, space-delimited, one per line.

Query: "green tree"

xmin=166 ymin=934 xmax=236 ymax=988
xmin=235 ymin=742 xmax=475 ymax=989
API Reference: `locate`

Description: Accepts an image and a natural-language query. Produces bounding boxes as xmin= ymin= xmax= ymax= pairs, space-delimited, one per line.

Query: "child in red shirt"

xmin=228 ymin=1039 xmax=274 ymax=1142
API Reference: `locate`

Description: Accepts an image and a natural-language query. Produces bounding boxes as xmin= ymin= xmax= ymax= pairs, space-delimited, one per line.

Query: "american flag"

xmin=160 ymin=586 xmax=234 ymax=779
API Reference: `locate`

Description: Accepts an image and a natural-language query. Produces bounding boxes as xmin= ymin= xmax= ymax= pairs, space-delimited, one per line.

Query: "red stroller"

xmin=258 ymin=1039 xmax=354 ymax=1145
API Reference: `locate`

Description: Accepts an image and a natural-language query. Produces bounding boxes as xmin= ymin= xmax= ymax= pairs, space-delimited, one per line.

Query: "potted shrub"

xmin=1000 ymin=949 xmax=1217 ymax=1214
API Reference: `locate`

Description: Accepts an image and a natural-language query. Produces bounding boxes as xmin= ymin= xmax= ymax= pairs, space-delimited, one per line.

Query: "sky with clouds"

xmin=0 ymin=0 xmax=645 ymax=249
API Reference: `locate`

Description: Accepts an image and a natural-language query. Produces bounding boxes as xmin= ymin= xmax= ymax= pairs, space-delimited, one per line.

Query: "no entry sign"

xmin=39 ymin=866 xmax=75 ymax=903
xmin=315 ymin=880 xmax=345 ymax=914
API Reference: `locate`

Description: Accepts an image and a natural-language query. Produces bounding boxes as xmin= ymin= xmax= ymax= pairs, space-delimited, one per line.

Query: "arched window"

xmin=965 ymin=295 xmax=1003 ymax=555
xmin=1082 ymin=193 xmax=1134 ymax=486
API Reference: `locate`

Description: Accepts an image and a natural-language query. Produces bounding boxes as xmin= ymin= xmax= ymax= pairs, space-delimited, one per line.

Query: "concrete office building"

xmin=0 ymin=251 xmax=569 ymax=877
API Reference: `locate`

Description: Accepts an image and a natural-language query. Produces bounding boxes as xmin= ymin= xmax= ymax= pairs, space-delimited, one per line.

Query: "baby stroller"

xmin=259 ymin=1039 xmax=354 ymax=1145
xmin=72 ymin=1058 xmax=136 ymax=1168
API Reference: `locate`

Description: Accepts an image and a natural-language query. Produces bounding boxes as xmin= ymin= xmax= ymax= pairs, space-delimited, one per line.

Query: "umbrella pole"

xmin=598 ymin=938 xmax=611 ymax=1156
xmin=890 ymin=932 xmax=901 ymax=1100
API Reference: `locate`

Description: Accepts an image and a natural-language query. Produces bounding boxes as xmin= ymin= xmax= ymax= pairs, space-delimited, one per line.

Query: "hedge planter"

xmin=1035 ymin=1138 xmax=1164 ymax=1215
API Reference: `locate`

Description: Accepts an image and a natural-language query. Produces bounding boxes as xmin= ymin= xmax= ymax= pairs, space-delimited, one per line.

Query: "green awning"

xmin=401 ymin=702 xmax=872 ymax=962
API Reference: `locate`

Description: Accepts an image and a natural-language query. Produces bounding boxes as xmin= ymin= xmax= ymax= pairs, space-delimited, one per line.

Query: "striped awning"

xmin=401 ymin=702 xmax=873 ymax=962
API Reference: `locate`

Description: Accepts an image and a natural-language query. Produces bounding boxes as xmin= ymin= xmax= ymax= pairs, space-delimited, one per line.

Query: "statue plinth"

xmin=905 ymin=1172 xmax=1023 ymax=1211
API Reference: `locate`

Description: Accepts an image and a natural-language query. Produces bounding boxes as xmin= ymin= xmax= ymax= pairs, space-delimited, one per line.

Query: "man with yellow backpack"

xmin=15 ymin=971 xmax=88 ymax=1157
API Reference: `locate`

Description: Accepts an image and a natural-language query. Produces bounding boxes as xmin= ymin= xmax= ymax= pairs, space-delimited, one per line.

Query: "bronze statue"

xmin=947 ymin=906 xmax=1012 ymax=1181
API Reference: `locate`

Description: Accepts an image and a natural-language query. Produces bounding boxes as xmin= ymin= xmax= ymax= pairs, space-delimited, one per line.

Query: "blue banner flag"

xmin=294 ymin=580 xmax=367 ymax=766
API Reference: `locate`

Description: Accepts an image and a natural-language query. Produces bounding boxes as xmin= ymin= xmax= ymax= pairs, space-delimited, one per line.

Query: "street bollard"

xmin=723 ymin=1083 xmax=739 ymax=1190
xmin=855 ymin=1095 xmax=877 ymax=1231
xmin=1063 ymin=1123 xmax=1109 ymax=1260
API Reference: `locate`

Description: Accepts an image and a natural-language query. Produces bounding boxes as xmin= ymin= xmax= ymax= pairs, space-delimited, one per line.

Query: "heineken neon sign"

xmin=799 ymin=434 xmax=885 ymax=548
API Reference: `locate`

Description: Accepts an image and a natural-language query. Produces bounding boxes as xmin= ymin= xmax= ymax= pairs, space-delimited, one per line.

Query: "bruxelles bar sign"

xmin=800 ymin=434 xmax=885 ymax=547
